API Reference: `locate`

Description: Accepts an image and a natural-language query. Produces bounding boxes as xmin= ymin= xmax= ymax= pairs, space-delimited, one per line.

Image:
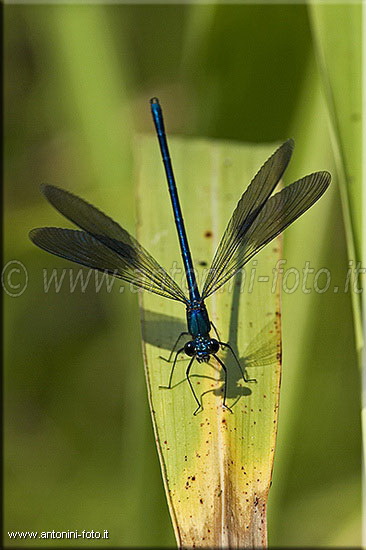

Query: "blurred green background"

xmin=4 ymin=3 xmax=361 ymax=548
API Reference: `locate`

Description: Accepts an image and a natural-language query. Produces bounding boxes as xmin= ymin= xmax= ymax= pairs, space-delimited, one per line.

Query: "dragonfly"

xmin=30 ymin=98 xmax=331 ymax=415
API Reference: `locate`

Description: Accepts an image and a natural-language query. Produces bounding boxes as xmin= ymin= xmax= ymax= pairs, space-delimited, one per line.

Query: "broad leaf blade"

xmin=136 ymin=136 xmax=282 ymax=547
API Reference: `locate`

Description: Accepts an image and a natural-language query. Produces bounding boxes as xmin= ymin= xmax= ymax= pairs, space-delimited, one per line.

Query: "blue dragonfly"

xmin=30 ymin=98 xmax=330 ymax=414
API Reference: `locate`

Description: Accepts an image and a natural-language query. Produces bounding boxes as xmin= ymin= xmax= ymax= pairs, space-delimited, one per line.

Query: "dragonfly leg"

xmin=214 ymin=355 xmax=233 ymax=413
xmin=210 ymin=321 xmax=221 ymax=342
xmin=159 ymin=347 xmax=185 ymax=389
xmin=160 ymin=332 xmax=190 ymax=363
xmin=219 ymin=341 xmax=257 ymax=383
xmin=185 ymin=358 xmax=202 ymax=415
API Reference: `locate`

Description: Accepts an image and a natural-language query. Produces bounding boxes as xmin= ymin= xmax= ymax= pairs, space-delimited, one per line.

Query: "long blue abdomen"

xmin=150 ymin=98 xmax=201 ymax=303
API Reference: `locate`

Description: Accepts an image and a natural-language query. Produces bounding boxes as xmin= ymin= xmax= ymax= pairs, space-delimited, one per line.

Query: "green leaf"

xmin=136 ymin=135 xmax=282 ymax=547
xmin=309 ymin=2 xmax=362 ymax=355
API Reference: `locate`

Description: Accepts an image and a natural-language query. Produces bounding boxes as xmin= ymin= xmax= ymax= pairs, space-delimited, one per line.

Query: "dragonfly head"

xmin=184 ymin=340 xmax=196 ymax=357
xmin=184 ymin=337 xmax=220 ymax=362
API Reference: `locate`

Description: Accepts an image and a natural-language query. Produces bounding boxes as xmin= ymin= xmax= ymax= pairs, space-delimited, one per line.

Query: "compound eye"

xmin=184 ymin=341 xmax=196 ymax=357
xmin=209 ymin=339 xmax=220 ymax=353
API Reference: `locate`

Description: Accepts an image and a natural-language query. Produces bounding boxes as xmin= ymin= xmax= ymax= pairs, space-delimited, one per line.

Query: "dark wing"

xmin=201 ymin=140 xmax=294 ymax=298
xmin=202 ymin=171 xmax=331 ymax=299
xmin=30 ymin=185 xmax=188 ymax=304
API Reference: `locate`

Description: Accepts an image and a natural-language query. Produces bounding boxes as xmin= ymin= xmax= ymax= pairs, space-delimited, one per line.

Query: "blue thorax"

xmin=186 ymin=300 xmax=211 ymax=338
